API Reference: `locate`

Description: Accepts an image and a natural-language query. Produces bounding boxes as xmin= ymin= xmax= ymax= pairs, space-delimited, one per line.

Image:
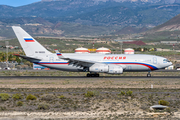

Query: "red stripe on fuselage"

xmin=37 ymin=63 xmax=69 ymax=65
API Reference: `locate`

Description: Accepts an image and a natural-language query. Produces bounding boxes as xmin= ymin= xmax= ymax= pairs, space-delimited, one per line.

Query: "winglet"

xmin=55 ymin=49 xmax=63 ymax=58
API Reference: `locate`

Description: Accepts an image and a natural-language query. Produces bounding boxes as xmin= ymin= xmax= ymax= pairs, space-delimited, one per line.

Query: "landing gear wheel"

xmin=147 ymin=74 xmax=151 ymax=77
xmin=86 ymin=73 xmax=100 ymax=77
xmin=86 ymin=73 xmax=90 ymax=77
xmin=91 ymin=74 xmax=95 ymax=77
xmin=147 ymin=71 xmax=151 ymax=77
xmin=95 ymin=74 xmax=99 ymax=77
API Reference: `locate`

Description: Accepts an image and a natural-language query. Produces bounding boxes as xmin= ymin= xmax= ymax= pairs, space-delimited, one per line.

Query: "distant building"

xmin=88 ymin=49 xmax=96 ymax=52
xmin=156 ymin=48 xmax=171 ymax=52
xmin=123 ymin=40 xmax=146 ymax=45
xmin=75 ymin=47 xmax=90 ymax=53
xmin=124 ymin=48 xmax=134 ymax=54
xmin=165 ymin=65 xmax=174 ymax=70
xmin=114 ymin=39 xmax=133 ymax=42
xmin=160 ymin=41 xmax=178 ymax=44
xmin=25 ymin=23 xmax=42 ymax=26
xmin=96 ymin=47 xmax=111 ymax=54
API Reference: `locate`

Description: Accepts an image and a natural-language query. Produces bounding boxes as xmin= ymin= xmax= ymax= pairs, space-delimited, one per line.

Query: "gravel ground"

xmin=0 ymin=71 xmax=179 ymax=119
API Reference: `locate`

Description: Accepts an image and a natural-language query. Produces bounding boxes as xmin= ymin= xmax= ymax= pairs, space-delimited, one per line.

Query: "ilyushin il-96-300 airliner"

xmin=12 ymin=26 xmax=172 ymax=77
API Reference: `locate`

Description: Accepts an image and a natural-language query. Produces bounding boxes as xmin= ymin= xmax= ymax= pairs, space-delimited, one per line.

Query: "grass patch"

xmin=158 ymin=100 xmax=169 ymax=106
xmin=0 ymin=93 xmax=10 ymax=101
xmin=84 ymin=91 xmax=99 ymax=97
xmin=26 ymin=94 xmax=37 ymax=101
xmin=12 ymin=93 xmax=23 ymax=100
xmin=17 ymin=101 xmax=23 ymax=106
xmin=58 ymin=95 xmax=65 ymax=99
xmin=38 ymin=103 xmax=50 ymax=110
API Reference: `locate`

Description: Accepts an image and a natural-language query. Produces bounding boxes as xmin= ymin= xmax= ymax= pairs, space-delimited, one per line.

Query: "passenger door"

xmin=153 ymin=57 xmax=157 ymax=64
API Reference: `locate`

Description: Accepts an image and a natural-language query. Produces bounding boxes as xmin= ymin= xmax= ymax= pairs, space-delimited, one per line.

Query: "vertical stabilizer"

xmin=12 ymin=26 xmax=51 ymax=57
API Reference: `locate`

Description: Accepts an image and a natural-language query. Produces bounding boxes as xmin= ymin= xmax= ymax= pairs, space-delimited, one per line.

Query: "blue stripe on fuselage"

xmin=103 ymin=62 xmax=158 ymax=70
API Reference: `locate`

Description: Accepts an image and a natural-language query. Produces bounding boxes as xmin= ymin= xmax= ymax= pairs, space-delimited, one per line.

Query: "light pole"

xmin=5 ymin=41 xmax=9 ymax=68
xmin=120 ymin=41 xmax=123 ymax=54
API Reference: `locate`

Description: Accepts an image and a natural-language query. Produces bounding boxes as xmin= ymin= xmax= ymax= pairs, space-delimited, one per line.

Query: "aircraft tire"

xmin=147 ymin=74 xmax=151 ymax=77
xmin=95 ymin=74 xmax=99 ymax=77
xmin=86 ymin=73 xmax=99 ymax=77
xmin=91 ymin=74 xmax=95 ymax=77
xmin=87 ymin=73 xmax=90 ymax=77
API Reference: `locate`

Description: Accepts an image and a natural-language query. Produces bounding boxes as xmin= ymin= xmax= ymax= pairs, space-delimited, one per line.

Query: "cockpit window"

xmin=163 ymin=59 xmax=170 ymax=62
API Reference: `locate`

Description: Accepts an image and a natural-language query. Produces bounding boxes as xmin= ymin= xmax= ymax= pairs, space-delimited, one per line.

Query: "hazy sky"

xmin=0 ymin=0 xmax=41 ymax=7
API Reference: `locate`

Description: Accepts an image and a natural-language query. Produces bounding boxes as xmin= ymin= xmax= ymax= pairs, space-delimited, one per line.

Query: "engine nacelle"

xmin=89 ymin=64 xmax=123 ymax=74
xmin=89 ymin=63 xmax=109 ymax=73
xmin=108 ymin=64 xmax=123 ymax=74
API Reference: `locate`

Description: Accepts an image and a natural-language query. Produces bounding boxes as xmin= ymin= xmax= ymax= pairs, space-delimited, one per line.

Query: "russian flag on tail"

xmin=24 ymin=38 xmax=35 ymax=42
xmin=57 ymin=53 xmax=62 ymax=56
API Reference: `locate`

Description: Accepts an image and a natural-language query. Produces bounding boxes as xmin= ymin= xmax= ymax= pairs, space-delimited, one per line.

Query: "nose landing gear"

xmin=147 ymin=71 xmax=151 ymax=77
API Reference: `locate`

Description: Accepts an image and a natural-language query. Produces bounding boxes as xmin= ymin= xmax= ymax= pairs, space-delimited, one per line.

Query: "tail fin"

xmin=12 ymin=26 xmax=51 ymax=57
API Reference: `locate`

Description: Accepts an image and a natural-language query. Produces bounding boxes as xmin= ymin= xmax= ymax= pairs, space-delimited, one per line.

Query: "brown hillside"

xmin=115 ymin=26 xmax=148 ymax=34
xmin=152 ymin=14 xmax=180 ymax=32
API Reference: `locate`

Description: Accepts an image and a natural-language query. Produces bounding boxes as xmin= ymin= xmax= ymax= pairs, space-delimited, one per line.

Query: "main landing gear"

xmin=147 ymin=71 xmax=151 ymax=77
xmin=86 ymin=73 xmax=99 ymax=77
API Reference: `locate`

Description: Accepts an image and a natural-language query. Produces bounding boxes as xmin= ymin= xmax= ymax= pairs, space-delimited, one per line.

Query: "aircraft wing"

xmin=62 ymin=58 xmax=97 ymax=68
xmin=13 ymin=54 xmax=41 ymax=62
xmin=62 ymin=57 xmax=126 ymax=69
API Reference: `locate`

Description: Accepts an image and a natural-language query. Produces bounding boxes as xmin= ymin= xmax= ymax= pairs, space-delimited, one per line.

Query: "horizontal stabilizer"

xmin=55 ymin=49 xmax=63 ymax=58
xmin=13 ymin=54 xmax=41 ymax=62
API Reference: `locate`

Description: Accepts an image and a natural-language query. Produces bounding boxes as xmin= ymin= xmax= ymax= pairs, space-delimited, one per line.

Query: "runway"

xmin=0 ymin=76 xmax=179 ymax=79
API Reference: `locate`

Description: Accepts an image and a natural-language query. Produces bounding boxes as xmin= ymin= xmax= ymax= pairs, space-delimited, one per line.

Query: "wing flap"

xmin=62 ymin=58 xmax=95 ymax=68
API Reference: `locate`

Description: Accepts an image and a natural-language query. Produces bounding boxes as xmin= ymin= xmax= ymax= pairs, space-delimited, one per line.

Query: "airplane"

xmin=12 ymin=26 xmax=172 ymax=77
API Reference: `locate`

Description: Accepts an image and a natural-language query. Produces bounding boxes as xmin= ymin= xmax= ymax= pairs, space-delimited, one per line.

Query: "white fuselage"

xmin=34 ymin=53 xmax=172 ymax=72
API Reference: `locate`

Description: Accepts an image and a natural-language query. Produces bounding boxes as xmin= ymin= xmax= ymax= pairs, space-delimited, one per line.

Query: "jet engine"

xmin=108 ymin=64 xmax=123 ymax=74
xmin=89 ymin=63 xmax=123 ymax=74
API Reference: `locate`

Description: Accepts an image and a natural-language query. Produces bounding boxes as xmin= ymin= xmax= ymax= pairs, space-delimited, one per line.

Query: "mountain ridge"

xmin=150 ymin=14 xmax=180 ymax=32
xmin=0 ymin=0 xmax=180 ymax=27
xmin=39 ymin=0 xmax=179 ymax=4
xmin=0 ymin=0 xmax=180 ymax=38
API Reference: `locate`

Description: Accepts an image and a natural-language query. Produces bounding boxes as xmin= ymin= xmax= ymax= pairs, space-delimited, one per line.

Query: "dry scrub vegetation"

xmin=0 ymin=88 xmax=179 ymax=119
xmin=0 ymin=70 xmax=179 ymax=119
